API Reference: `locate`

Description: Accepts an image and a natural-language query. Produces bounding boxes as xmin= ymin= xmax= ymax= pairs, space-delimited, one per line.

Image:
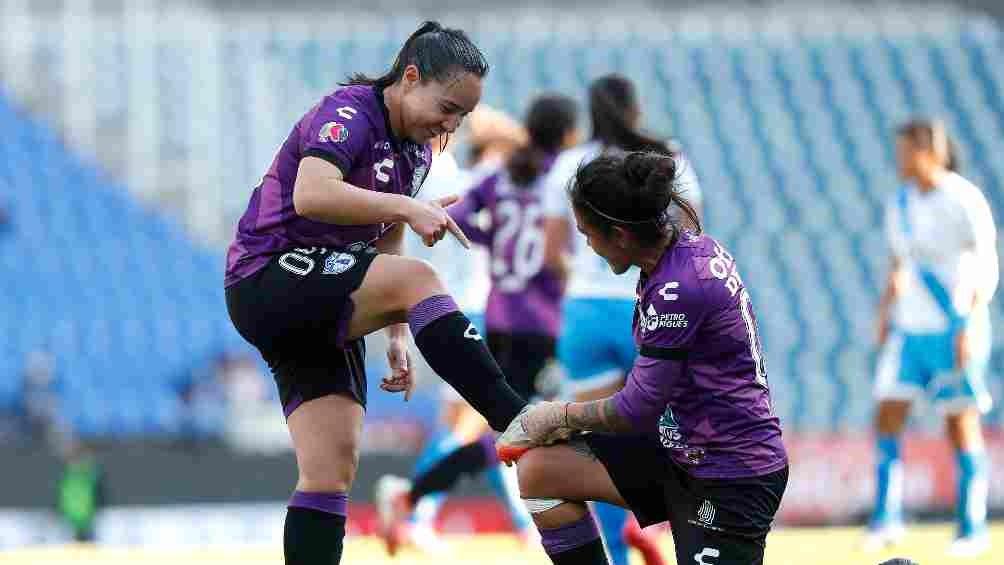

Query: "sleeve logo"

xmin=319 ymin=122 xmax=349 ymax=143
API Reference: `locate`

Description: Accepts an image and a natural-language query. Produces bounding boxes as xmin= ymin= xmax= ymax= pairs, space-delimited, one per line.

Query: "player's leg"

xmin=936 ymin=321 xmax=992 ymax=555
xmin=285 ymin=393 xmax=363 ymax=564
xmin=226 ymin=248 xmax=375 ymax=565
xmin=945 ymin=407 xmax=989 ymax=553
xmin=517 ymin=444 xmax=624 ymax=564
xmin=867 ymin=333 xmax=919 ymax=547
xmin=346 ymin=254 xmax=525 ymax=431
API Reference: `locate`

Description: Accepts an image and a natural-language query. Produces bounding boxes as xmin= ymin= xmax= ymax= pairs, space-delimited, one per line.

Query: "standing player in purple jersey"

xmin=223 ymin=22 xmax=527 ymax=564
xmin=374 ymin=95 xmax=580 ymax=553
xmin=496 ymin=152 xmax=788 ymax=565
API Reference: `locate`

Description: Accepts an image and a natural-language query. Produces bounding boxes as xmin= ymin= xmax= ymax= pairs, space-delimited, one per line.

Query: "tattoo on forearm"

xmin=567 ymin=399 xmax=634 ymax=433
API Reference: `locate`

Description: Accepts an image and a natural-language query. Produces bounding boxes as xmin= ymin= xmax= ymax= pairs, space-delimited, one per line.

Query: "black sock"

xmin=284 ymin=492 xmax=347 ymax=564
xmin=409 ymin=295 xmax=526 ymax=431
xmin=547 ymin=540 xmax=610 ymax=565
xmin=409 ymin=435 xmax=496 ymax=504
xmin=541 ymin=514 xmax=609 ymax=565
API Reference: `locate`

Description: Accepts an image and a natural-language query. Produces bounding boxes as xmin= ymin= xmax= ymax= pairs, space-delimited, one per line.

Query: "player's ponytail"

xmin=507 ymin=94 xmax=578 ymax=187
xmin=589 ymin=75 xmax=668 ymax=154
xmin=570 ymin=151 xmax=700 ymax=246
xmin=342 ymin=21 xmax=489 ymax=88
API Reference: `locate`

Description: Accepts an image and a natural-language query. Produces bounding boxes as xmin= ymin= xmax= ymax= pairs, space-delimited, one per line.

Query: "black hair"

xmin=897 ymin=118 xmax=960 ymax=172
xmin=507 ymin=94 xmax=579 ymax=187
xmin=570 ymin=151 xmax=701 ymax=246
xmin=589 ymin=74 xmax=668 ymax=154
xmin=342 ymin=21 xmax=489 ymax=89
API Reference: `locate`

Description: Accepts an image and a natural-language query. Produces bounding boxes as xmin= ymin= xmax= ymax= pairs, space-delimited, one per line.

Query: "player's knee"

xmin=387 ymin=257 xmax=446 ymax=310
xmin=516 ymin=449 xmax=553 ymax=498
xmin=297 ymin=441 xmax=360 ymax=493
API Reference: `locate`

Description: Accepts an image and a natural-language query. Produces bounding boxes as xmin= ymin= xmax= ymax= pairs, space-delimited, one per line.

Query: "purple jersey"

xmin=613 ymin=233 xmax=787 ymax=479
xmin=449 ymin=163 xmax=564 ymax=336
xmin=225 ymin=85 xmax=432 ymax=287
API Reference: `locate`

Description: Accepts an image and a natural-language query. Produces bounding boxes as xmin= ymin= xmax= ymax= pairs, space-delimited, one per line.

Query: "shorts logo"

xmin=697 ymin=499 xmax=716 ymax=525
xmin=463 ymin=323 xmax=482 ymax=341
xmin=693 ymin=547 xmax=720 ymax=565
xmin=322 ymin=252 xmax=356 ymax=275
xmin=319 ymin=121 xmax=349 ymax=143
xmin=659 ymin=281 xmax=680 ymax=301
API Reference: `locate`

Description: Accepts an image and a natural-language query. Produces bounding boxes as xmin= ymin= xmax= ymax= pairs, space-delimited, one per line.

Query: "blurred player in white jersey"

xmin=401 ymin=106 xmax=530 ymax=551
xmin=540 ymin=75 xmax=702 ymax=565
xmin=867 ymin=119 xmax=997 ymax=557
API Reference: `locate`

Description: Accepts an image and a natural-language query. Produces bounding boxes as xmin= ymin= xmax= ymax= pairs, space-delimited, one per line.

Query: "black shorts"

xmin=225 ymin=247 xmax=379 ymax=416
xmin=485 ymin=332 xmax=557 ymax=401
xmin=584 ymin=433 xmax=788 ymax=565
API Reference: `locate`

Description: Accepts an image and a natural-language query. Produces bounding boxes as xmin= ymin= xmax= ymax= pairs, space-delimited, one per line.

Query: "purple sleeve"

xmin=300 ymin=94 xmax=372 ymax=175
xmin=447 ymin=178 xmax=492 ymax=247
xmin=613 ymin=356 xmax=684 ymax=432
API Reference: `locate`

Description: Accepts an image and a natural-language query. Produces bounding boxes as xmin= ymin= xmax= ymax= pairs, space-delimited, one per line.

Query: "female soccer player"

xmin=540 ymin=74 xmax=701 ymax=565
xmin=375 ymin=94 xmax=580 ymax=553
xmin=497 ymin=151 xmax=789 ymax=565
xmin=223 ymin=22 xmax=526 ymax=564
xmin=866 ymin=119 xmax=997 ymax=557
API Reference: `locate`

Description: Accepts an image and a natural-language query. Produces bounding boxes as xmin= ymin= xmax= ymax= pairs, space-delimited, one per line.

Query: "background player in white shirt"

xmin=540 ymin=75 xmax=702 ymax=565
xmin=867 ymin=119 xmax=998 ymax=557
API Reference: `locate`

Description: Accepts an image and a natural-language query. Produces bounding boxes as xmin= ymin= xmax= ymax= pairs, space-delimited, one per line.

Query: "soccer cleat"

xmin=375 ymin=475 xmax=413 ymax=556
xmin=495 ymin=407 xmax=535 ymax=464
xmin=860 ymin=524 xmax=906 ymax=552
xmin=946 ymin=533 xmax=989 ymax=557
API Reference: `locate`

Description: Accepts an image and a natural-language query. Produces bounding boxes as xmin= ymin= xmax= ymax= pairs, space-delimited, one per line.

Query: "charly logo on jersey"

xmin=318 ymin=122 xmax=349 ymax=143
xmin=658 ymin=281 xmax=680 ymax=301
xmin=322 ymin=252 xmax=356 ymax=275
xmin=693 ymin=547 xmax=720 ymax=565
xmin=638 ymin=302 xmax=688 ymax=333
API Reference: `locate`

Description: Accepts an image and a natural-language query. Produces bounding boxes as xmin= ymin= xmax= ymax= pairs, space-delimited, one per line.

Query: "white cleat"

xmin=860 ymin=524 xmax=906 ymax=552
xmin=375 ymin=475 xmax=413 ymax=556
xmin=496 ymin=407 xmax=536 ymax=464
xmin=946 ymin=533 xmax=990 ymax=558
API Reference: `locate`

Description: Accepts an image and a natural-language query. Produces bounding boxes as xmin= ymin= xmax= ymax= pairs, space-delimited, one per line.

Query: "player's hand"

xmin=405 ymin=195 xmax=471 ymax=249
xmin=496 ymin=402 xmax=571 ymax=465
xmin=381 ymin=338 xmax=414 ymax=401
xmin=954 ymin=327 xmax=971 ymax=371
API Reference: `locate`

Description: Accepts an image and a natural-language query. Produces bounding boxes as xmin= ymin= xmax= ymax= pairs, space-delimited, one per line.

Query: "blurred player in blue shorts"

xmin=377 ymin=94 xmax=581 ymax=554
xmin=866 ymin=119 xmax=998 ymax=557
xmin=540 ymin=75 xmax=702 ymax=565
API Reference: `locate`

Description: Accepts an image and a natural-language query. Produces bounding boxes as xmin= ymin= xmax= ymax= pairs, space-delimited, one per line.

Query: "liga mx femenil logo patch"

xmin=322 ymin=252 xmax=356 ymax=275
xmin=319 ymin=122 xmax=349 ymax=143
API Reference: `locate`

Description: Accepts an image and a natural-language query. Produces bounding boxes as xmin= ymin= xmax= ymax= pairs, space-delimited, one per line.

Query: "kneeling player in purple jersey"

xmin=497 ymin=152 xmax=788 ymax=565
xmin=223 ymin=22 xmax=526 ymax=564
xmin=374 ymin=94 xmax=579 ymax=554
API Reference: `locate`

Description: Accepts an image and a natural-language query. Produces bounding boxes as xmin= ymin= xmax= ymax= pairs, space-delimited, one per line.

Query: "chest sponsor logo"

xmin=639 ymin=303 xmax=688 ymax=333
xmin=374 ymin=158 xmax=394 ymax=183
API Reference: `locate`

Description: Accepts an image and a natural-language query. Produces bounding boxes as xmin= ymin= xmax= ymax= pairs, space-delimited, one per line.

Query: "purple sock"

xmin=408 ymin=294 xmax=459 ymax=336
xmin=288 ymin=490 xmax=348 ymax=517
xmin=478 ymin=433 xmax=500 ymax=466
xmin=540 ymin=514 xmax=601 ymax=556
